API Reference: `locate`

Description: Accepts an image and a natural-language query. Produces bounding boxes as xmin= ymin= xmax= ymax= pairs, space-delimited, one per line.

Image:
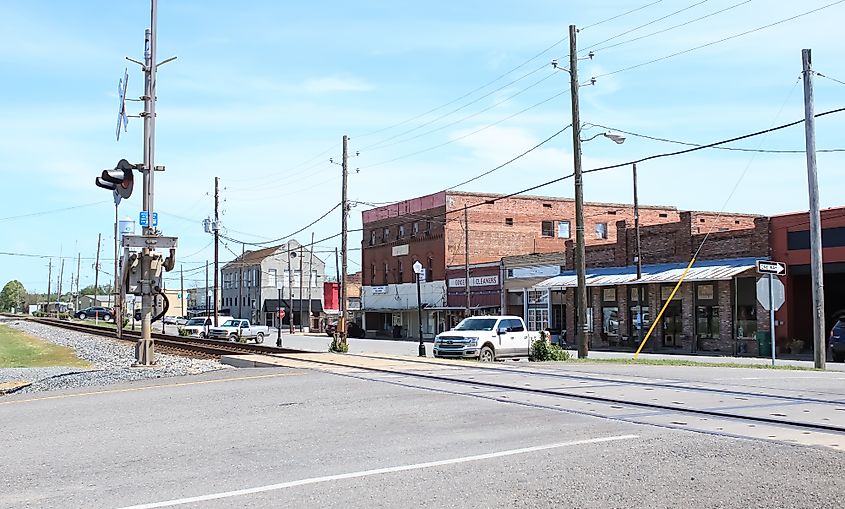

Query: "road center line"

xmin=117 ymin=434 xmax=638 ymax=509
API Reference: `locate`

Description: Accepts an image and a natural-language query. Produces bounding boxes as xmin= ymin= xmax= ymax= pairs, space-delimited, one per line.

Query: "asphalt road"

xmin=1 ymin=364 xmax=843 ymax=509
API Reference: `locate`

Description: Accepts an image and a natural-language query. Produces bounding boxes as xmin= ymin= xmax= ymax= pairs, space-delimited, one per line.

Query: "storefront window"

xmin=602 ymin=307 xmax=619 ymax=336
xmin=527 ymin=289 xmax=549 ymax=331
xmin=696 ymin=306 xmax=720 ymax=339
xmin=735 ymin=277 xmax=758 ymax=340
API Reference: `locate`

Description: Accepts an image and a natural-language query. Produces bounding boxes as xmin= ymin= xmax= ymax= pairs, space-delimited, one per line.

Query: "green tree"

xmin=0 ymin=280 xmax=27 ymax=312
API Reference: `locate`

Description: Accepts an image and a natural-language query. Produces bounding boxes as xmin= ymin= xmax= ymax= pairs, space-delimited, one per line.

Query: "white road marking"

xmin=117 ymin=434 xmax=638 ymax=509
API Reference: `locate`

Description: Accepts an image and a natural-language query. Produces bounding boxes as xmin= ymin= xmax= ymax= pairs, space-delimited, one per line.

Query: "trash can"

xmin=755 ymin=331 xmax=772 ymax=357
xmin=392 ymin=325 xmax=403 ymax=339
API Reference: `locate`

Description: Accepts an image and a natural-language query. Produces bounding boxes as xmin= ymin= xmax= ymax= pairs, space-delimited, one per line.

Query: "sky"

xmin=1 ymin=0 xmax=844 ymax=295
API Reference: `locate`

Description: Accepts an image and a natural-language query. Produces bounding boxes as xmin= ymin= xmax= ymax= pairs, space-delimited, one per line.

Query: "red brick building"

xmin=770 ymin=207 xmax=845 ymax=346
xmin=360 ymin=190 xmax=679 ymax=338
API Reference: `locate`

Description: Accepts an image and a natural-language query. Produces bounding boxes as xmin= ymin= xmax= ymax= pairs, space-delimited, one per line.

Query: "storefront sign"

xmin=661 ymin=286 xmax=674 ymax=301
xmin=602 ymin=288 xmax=616 ymax=302
xmin=391 ymin=244 xmax=409 ymax=256
xmin=448 ymin=275 xmax=500 ymax=288
xmin=371 ymin=286 xmax=388 ymax=294
xmin=697 ymin=284 xmax=714 ymax=301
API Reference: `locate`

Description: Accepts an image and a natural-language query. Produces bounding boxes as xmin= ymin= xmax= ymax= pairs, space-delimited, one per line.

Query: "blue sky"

xmin=1 ymin=0 xmax=844 ymax=294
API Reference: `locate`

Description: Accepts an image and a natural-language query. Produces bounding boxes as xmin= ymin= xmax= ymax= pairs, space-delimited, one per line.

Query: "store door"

xmin=662 ymin=301 xmax=683 ymax=347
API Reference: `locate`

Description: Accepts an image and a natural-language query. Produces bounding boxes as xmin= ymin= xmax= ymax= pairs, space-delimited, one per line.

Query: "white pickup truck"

xmin=433 ymin=315 xmax=539 ymax=362
xmin=208 ymin=319 xmax=269 ymax=344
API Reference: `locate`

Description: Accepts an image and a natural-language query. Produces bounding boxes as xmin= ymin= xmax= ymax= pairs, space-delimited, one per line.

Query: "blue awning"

xmin=535 ymin=257 xmax=763 ymax=289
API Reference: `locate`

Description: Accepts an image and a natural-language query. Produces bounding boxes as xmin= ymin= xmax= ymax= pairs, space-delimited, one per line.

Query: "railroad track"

xmin=265 ymin=352 xmax=845 ymax=437
xmin=28 ymin=317 xmax=305 ymax=358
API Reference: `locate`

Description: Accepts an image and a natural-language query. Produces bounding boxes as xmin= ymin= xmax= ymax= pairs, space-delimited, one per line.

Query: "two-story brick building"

xmin=360 ymin=190 xmax=679 ymax=339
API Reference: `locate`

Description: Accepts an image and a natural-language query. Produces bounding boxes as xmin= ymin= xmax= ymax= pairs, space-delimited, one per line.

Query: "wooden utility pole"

xmin=213 ymin=176 xmax=220 ymax=326
xmin=307 ymin=232 xmax=315 ymax=332
xmin=568 ymin=24 xmax=589 ymax=359
xmin=633 ymin=163 xmax=644 ymax=347
xmin=802 ymin=48 xmax=826 ymax=369
xmin=46 ymin=259 xmax=53 ymax=311
xmin=238 ymin=243 xmax=244 ymax=319
xmin=94 ymin=233 xmax=102 ymax=307
xmin=57 ymin=258 xmax=65 ymax=305
xmin=464 ymin=205 xmax=470 ymax=316
xmin=288 ymin=247 xmax=295 ymax=334
xmin=75 ymin=253 xmax=81 ymax=312
xmin=340 ymin=134 xmax=349 ymax=346
xmin=299 ymin=244 xmax=304 ymax=330
xmin=180 ymin=264 xmax=184 ymax=319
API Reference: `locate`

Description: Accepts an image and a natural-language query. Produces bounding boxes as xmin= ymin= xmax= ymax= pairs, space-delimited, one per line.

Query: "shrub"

xmin=177 ymin=326 xmax=190 ymax=337
xmin=329 ymin=337 xmax=349 ymax=353
xmin=530 ymin=331 xmax=570 ymax=362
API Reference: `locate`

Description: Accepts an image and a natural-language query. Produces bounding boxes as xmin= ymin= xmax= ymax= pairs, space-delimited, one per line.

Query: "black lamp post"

xmin=413 ymin=260 xmax=426 ymax=357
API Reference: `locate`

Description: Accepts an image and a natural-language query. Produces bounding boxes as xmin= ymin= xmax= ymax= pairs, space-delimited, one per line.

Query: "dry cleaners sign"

xmin=448 ymin=275 xmax=500 ymax=288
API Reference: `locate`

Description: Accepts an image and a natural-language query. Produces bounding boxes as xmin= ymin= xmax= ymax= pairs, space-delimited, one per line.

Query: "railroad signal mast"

xmin=95 ymin=0 xmax=177 ymax=366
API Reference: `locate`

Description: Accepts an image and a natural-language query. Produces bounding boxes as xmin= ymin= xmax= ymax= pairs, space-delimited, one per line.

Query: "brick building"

xmin=360 ymin=190 xmax=678 ymax=339
xmin=770 ymin=207 xmax=845 ymax=350
xmin=523 ymin=211 xmax=771 ymax=354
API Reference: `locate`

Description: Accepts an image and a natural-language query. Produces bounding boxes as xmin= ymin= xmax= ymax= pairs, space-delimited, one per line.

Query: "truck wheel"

xmin=198 ymin=332 xmax=206 ymax=338
xmin=229 ymin=333 xmax=238 ymax=342
xmin=479 ymin=346 xmax=495 ymax=363
xmin=255 ymin=332 xmax=264 ymax=344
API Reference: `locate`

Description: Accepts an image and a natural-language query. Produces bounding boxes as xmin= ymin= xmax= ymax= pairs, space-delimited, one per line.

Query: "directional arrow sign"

xmin=757 ymin=260 xmax=786 ymax=276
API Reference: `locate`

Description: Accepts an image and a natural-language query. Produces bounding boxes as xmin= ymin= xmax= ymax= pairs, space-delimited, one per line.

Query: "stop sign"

xmin=278 ymin=308 xmax=286 ymax=319
xmin=756 ymin=276 xmax=785 ymax=311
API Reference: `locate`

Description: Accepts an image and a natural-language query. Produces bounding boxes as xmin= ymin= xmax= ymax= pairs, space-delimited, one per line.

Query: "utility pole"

xmin=288 ymin=249 xmax=295 ymax=334
xmin=307 ymin=232 xmax=315 ymax=332
xmin=299 ymin=244 xmax=304 ymax=331
xmin=340 ymin=134 xmax=349 ymax=346
xmin=632 ymin=163 xmax=644 ymax=347
xmin=57 ymin=258 xmax=65 ymax=305
xmin=238 ymin=243 xmax=244 ymax=319
xmin=46 ymin=259 xmax=52 ymax=313
xmin=464 ymin=205 xmax=471 ymax=317
xmin=334 ymin=247 xmax=340 ymax=283
xmin=75 ymin=253 xmax=81 ymax=312
xmin=205 ymin=260 xmax=210 ymax=336
xmin=213 ymin=176 xmax=220 ymax=327
xmin=94 ymin=233 xmax=102 ymax=307
xmin=114 ymin=202 xmax=122 ymax=338
xmin=180 ymin=264 xmax=184 ymax=320
xmin=569 ymin=24 xmax=589 ymax=359
xmin=802 ymin=48 xmax=826 ymax=369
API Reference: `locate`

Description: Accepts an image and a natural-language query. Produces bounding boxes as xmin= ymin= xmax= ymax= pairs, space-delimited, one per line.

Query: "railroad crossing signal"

xmin=757 ymin=260 xmax=787 ymax=276
xmin=95 ymin=159 xmax=135 ymax=199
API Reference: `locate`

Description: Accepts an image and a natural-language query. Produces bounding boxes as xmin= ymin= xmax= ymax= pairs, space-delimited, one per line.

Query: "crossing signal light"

xmin=96 ymin=159 xmax=135 ymax=199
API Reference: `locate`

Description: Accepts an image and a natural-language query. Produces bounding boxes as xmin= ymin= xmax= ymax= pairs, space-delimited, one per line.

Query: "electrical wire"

xmin=360 ymin=89 xmax=570 ymax=171
xmin=582 ymin=0 xmax=711 ymax=53
xmin=817 ymin=72 xmax=845 ymax=87
xmin=219 ymin=202 xmax=341 ymax=247
xmin=593 ymin=0 xmax=845 ymax=79
xmin=0 ymin=201 xmax=109 ymax=223
xmin=583 ymin=123 xmax=845 ymax=153
xmin=588 ymin=0 xmax=751 ymax=54
xmin=580 ymin=0 xmax=665 ymax=31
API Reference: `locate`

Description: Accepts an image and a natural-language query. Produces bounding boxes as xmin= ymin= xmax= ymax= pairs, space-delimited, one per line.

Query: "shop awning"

xmin=535 ymin=257 xmax=763 ymax=289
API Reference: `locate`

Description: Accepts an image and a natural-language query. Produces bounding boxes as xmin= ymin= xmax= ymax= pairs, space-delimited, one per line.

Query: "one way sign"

xmin=757 ymin=260 xmax=787 ymax=276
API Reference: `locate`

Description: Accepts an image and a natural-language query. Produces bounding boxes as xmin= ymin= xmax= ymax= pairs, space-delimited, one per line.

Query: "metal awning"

xmin=535 ymin=257 xmax=763 ymax=289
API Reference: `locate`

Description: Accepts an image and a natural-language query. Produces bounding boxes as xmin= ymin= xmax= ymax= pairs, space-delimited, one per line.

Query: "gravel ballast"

xmin=0 ymin=320 xmax=230 ymax=394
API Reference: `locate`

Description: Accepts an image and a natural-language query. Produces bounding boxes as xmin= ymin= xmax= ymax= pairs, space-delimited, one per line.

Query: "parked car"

xmin=830 ymin=316 xmax=845 ymax=362
xmin=75 ymin=307 xmax=114 ymax=321
xmin=163 ymin=316 xmax=179 ymax=325
xmin=208 ymin=319 xmax=270 ymax=343
xmin=433 ymin=315 xmax=539 ymax=362
xmin=325 ymin=321 xmax=366 ymax=338
xmin=182 ymin=316 xmax=234 ymax=338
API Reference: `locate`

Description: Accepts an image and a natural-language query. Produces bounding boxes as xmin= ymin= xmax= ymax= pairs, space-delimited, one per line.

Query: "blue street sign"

xmin=140 ymin=211 xmax=159 ymax=227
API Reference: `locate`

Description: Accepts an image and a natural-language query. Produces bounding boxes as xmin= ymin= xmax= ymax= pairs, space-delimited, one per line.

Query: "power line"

xmin=446 ymin=125 xmax=572 ymax=190
xmin=817 ymin=72 xmax=845 ymax=87
xmin=582 ymin=0 xmax=711 ymax=53
xmin=593 ymin=1 xmax=845 ymax=79
xmin=583 ymin=123 xmax=845 ymax=153
xmin=580 ymin=0 xmax=665 ymax=31
xmin=359 ymin=88 xmax=571 ymax=170
xmin=219 ymin=202 xmax=342 ymax=247
xmin=588 ymin=0 xmax=751 ymax=54
xmin=0 ymin=201 xmax=109 ymax=223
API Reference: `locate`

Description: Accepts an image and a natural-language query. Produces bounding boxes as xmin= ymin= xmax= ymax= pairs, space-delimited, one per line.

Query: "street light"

xmin=413 ymin=260 xmax=426 ymax=357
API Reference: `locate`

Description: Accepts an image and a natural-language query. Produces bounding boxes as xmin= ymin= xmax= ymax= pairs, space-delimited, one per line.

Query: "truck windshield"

xmin=453 ymin=318 xmax=497 ymax=331
xmin=221 ymin=320 xmax=239 ymax=327
xmin=186 ymin=319 xmax=206 ymax=326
